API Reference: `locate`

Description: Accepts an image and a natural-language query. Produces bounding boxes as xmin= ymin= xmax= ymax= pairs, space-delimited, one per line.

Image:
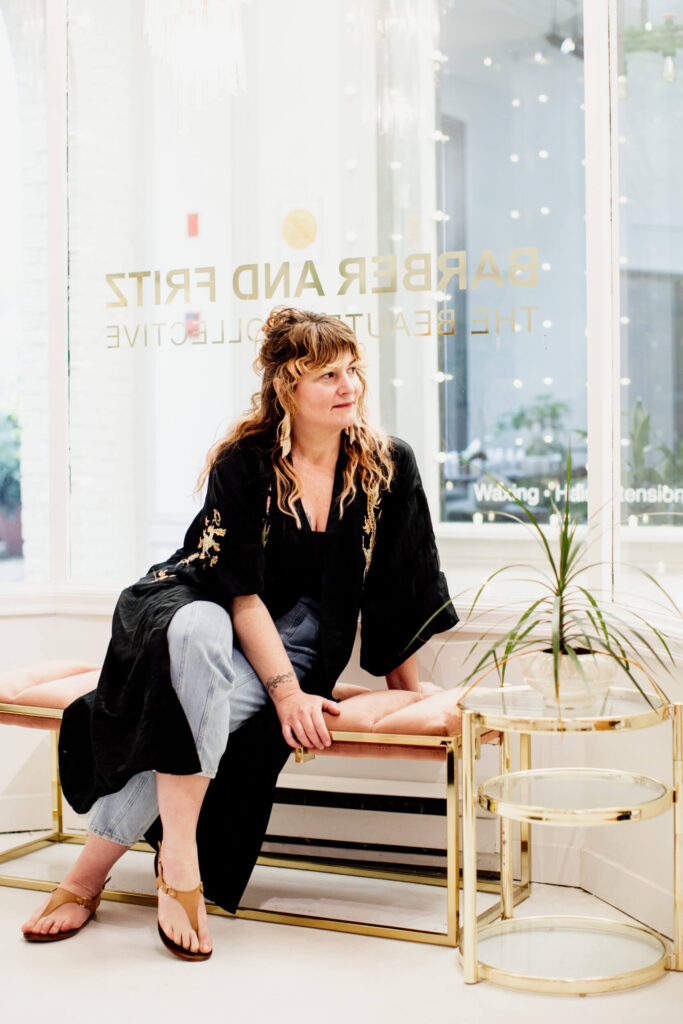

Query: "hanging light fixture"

xmin=143 ymin=0 xmax=250 ymax=114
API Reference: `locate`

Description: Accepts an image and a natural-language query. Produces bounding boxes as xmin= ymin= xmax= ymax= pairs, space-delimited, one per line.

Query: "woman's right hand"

xmin=273 ymin=689 xmax=341 ymax=750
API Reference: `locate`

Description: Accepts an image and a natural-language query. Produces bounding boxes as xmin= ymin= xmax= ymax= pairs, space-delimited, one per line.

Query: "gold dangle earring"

xmin=346 ymin=425 xmax=356 ymax=445
xmin=279 ymin=410 xmax=292 ymax=458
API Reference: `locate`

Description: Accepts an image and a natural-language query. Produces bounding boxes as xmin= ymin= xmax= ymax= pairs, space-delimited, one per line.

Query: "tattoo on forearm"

xmin=264 ymin=671 xmax=297 ymax=697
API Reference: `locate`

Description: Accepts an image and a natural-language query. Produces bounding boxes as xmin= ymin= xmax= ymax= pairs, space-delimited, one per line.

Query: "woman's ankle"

xmin=59 ymin=869 xmax=107 ymax=900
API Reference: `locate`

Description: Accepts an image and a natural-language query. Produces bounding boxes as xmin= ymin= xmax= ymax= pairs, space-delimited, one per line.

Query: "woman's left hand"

xmin=274 ymin=690 xmax=341 ymax=750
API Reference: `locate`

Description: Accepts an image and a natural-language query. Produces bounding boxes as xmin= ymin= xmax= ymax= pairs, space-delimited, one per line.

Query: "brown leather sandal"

xmin=156 ymin=843 xmax=211 ymax=962
xmin=23 ymin=880 xmax=109 ymax=943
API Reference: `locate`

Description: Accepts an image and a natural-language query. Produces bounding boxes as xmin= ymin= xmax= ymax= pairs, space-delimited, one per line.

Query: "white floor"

xmin=1 ymin=832 xmax=682 ymax=1024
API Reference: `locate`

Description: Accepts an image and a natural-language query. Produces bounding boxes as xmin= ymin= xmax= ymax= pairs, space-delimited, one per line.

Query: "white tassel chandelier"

xmin=143 ymin=0 xmax=250 ymax=111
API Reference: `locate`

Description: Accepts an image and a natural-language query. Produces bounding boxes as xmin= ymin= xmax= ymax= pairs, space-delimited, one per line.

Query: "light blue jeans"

xmin=88 ymin=596 xmax=320 ymax=846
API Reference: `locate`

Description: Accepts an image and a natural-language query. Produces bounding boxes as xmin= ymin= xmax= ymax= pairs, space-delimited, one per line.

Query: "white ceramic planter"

xmin=520 ymin=650 xmax=617 ymax=709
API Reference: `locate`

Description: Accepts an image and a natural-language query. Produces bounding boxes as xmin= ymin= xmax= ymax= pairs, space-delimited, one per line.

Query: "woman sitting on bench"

xmin=21 ymin=306 xmax=456 ymax=959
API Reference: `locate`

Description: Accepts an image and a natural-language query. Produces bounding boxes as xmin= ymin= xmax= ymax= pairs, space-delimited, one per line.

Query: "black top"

xmin=299 ymin=529 xmax=325 ymax=601
xmin=259 ymin=499 xmax=326 ymax=612
xmin=59 ymin=435 xmax=458 ymax=914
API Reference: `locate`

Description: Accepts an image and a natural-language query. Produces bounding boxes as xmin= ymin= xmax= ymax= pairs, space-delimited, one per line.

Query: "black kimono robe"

xmin=59 ymin=435 xmax=457 ymax=911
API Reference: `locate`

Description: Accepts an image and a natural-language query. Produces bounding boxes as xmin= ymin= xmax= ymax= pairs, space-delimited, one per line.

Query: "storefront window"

xmin=436 ymin=0 xmax=587 ymax=524
xmin=0 ymin=0 xmax=48 ymax=582
xmin=65 ymin=0 xmax=589 ymax=585
xmin=616 ymin=1 xmax=683 ymax=596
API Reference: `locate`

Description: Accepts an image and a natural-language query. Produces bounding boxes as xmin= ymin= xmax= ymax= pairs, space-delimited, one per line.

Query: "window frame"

xmin=5 ymin=0 xmax=676 ymax=627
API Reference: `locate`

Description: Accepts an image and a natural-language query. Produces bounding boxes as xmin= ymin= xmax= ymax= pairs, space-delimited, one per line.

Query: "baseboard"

xmin=527 ymin=838 xmax=582 ymax=888
xmin=580 ymin=846 xmax=673 ymax=938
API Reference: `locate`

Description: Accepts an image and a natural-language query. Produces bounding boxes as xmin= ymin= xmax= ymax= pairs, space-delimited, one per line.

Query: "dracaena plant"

xmin=428 ymin=453 xmax=681 ymax=706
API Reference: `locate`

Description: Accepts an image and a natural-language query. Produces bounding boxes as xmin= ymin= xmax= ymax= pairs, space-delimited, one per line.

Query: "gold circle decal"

xmin=282 ymin=209 xmax=318 ymax=249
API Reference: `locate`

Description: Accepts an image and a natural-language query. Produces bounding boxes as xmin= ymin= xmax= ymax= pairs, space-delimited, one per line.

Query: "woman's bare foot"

xmin=157 ymin=842 xmax=212 ymax=956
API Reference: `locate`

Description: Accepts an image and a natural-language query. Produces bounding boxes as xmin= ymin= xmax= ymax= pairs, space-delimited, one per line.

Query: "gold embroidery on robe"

xmin=179 ymin=509 xmax=226 ymax=570
xmin=362 ymin=494 xmax=379 ymax=580
xmin=151 ymin=568 xmax=177 ymax=582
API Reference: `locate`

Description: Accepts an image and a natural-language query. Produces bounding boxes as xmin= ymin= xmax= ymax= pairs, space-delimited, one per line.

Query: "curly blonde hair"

xmin=199 ymin=307 xmax=394 ymax=524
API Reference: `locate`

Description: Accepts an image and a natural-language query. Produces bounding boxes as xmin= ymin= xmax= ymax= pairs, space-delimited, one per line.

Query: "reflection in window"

xmin=436 ymin=0 xmax=587 ymax=524
xmin=618 ymin=2 xmax=683 ymax=531
xmin=0 ymin=1 xmax=48 ymax=582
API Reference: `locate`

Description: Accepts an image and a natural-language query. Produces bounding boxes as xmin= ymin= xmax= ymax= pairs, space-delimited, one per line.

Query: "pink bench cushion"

xmin=320 ymin=682 xmax=497 ymax=761
xmin=0 ymin=667 xmax=496 ymax=756
xmin=0 ymin=661 xmax=100 ymax=729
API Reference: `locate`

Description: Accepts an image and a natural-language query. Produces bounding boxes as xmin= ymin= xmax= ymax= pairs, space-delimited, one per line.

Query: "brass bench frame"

xmin=0 ymin=701 xmax=531 ymax=946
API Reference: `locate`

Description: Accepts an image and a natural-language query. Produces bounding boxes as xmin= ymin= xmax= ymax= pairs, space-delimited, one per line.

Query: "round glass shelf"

xmin=475 ymin=915 xmax=669 ymax=994
xmin=459 ymin=685 xmax=668 ymax=733
xmin=478 ymin=767 xmax=672 ymax=825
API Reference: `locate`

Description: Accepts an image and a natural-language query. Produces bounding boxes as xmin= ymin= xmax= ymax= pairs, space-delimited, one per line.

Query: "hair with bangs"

xmin=198 ymin=306 xmax=394 ymax=523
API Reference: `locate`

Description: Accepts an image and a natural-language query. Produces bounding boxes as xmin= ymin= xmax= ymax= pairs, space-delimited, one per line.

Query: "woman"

xmin=21 ymin=306 xmax=457 ymax=959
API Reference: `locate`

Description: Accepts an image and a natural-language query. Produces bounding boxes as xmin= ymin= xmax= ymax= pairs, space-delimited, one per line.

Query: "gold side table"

xmin=459 ymin=687 xmax=682 ymax=994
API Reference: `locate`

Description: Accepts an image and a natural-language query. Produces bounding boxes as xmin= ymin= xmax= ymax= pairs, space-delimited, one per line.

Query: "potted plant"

xmin=434 ymin=453 xmax=679 ymax=709
xmin=0 ymin=412 xmax=22 ymax=558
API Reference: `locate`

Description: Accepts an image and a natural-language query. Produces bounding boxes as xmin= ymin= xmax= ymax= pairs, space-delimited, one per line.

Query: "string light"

xmin=513 ymin=379 xmax=523 ymax=388
xmin=510 ymin=153 xmax=520 ymax=163
xmin=510 ymin=209 xmax=520 ymax=219
xmin=542 ymin=262 xmax=552 ymax=271
xmin=543 ymin=376 xmax=553 ymax=385
xmin=542 ymin=320 xmax=552 ymax=328
xmin=483 ymin=57 xmax=493 ymax=67
xmin=538 ymin=149 xmax=549 ymax=158
xmin=511 ymin=98 xmax=521 ymax=107
xmin=538 ymin=94 xmax=549 ymax=102
xmin=540 ymin=206 xmax=550 ymax=214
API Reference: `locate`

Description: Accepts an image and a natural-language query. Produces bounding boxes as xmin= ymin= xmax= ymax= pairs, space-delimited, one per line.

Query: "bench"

xmin=0 ymin=661 xmax=531 ymax=946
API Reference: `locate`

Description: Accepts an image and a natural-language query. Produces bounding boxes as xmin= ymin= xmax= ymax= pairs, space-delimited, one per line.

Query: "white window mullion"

xmin=46 ymin=0 xmax=69 ymax=587
xmin=583 ymin=0 xmax=620 ymax=598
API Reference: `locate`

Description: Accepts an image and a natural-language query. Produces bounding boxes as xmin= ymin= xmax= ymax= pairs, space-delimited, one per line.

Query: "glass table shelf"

xmin=474 ymin=915 xmax=669 ymax=994
xmin=479 ymin=767 xmax=672 ymax=825
xmin=459 ymin=685 xmax=668 ymax=733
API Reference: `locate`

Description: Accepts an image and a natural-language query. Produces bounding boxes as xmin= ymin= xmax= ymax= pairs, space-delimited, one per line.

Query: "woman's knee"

xmin=167 ymin=601 xmax=234 ymax=680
